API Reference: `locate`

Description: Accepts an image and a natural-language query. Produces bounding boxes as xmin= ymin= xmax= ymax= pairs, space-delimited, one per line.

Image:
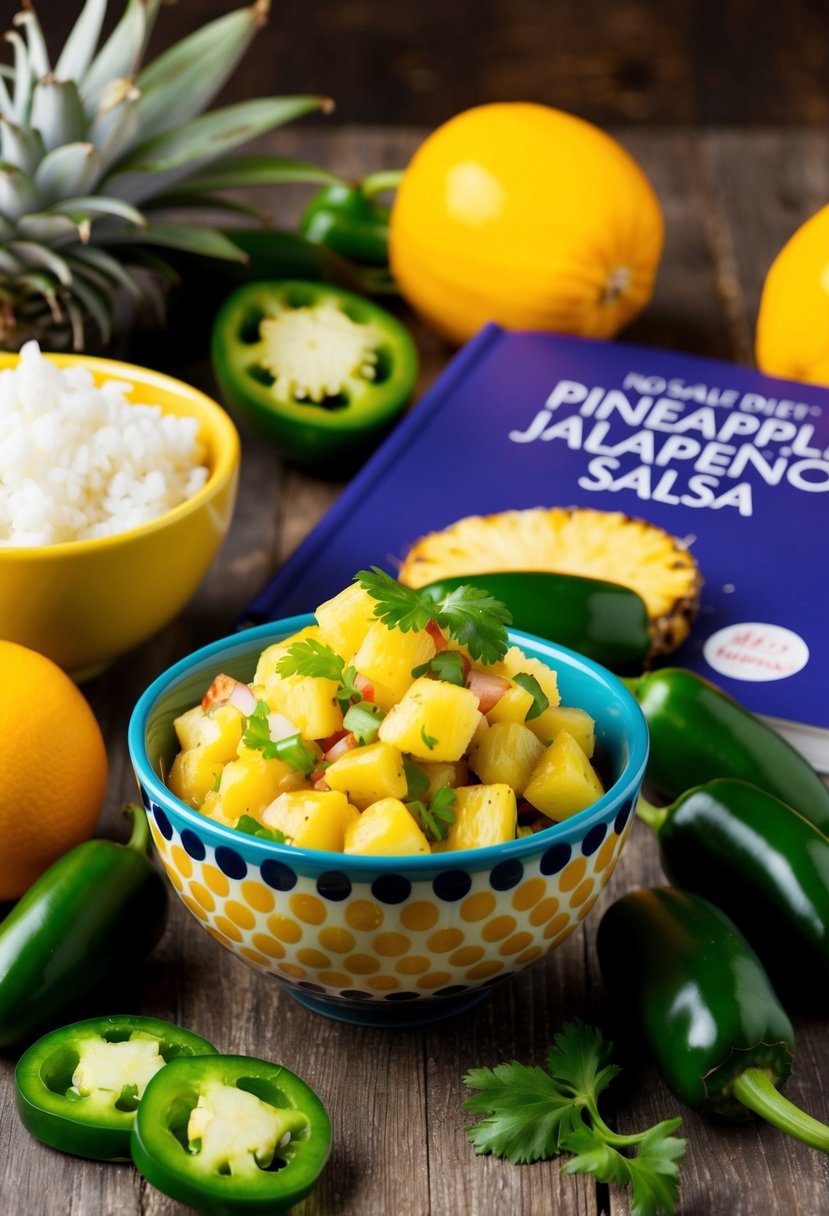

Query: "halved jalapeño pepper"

xmin=131 ymin=1054 xmax=331 ymax=1214
xmin=211 ymin=279 xmax=417 ymax=475
xmin=627 ymin=667 xmax=829 ymax=833
xmin=420 ymin=571 xmax=652 ymax=673
xmin=15 ymin=1016 xmax=218 ymax=1162
xmin=637 ymin=779 xmax=829 ymax=1006
xmin=597 ymin=888 xmax=829 ymax=1151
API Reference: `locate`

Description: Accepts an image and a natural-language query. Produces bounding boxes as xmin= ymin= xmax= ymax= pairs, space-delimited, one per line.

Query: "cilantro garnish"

xmin=356 ymin=567 xmax=511 ymax=665
xmin=275 ymin=639 xmax=363 ymax=710
xmin=407 ymin=786 xmax=456 ymax=842
xmin=241 ymin=701 xmax=319 ymax=774
xmin=211 ymin=770 xmax=222 ymax=793
xmin=235 ymin=815 xmax=287 ymax=844
xmin=513 ymin=672 xmax=549 ymax=721
xmin=403 ymin=758 xmax=430 ymax=801
xmin=411 ymin=650 xmax=466 ymax=687
xmin=242 ymin=700 xmax=275 ymax=756
xmin=420 ymin=725 xmax=438 ymax=751
xmin=463 ymin=1020 xmax=685 ymax=1216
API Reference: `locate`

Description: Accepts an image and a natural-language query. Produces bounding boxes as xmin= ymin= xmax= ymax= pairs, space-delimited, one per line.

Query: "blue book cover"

xmin=244 ymin=325 xmax=829 ymax=768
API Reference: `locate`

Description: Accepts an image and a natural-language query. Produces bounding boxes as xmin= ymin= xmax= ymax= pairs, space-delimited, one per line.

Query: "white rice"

xmin=0 ymin=342 xmax=209 ymax=547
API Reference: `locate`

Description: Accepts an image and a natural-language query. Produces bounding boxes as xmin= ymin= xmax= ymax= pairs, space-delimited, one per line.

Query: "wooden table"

xmin=2 ymin=126 xmax=828 ymax=1215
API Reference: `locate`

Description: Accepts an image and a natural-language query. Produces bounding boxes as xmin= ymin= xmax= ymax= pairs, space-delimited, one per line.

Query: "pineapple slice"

xmin=527 ymin=704 xmax=596 ymax=755
xmin=378 ymin=677 xmax=480 ymax=762
xmin=168 ymin=749 xmax=224 ymax=810
xmin=315 ymin=584 xmax=379 ymax=658
xmin=443 ymin=784 xmax=517 ymax=851
xmin=469 ymin=722 xmax=545 ymax=795
xmin=325 ymin=742 xmax=408 ymax=809
xmin=344 ymin=798 xmax=430 ymax=856
xmin=399 ymin=506 xmax=701 ymax=657
xmin=173 ymin=705 xmax=243 ymax=761
xmin=352 ymin=621 xmax=436 ymax=711
xmin=263 ymin=790 xmax=357 ymax=851
xmin=524 ymin=731 xmax=605 ymax=820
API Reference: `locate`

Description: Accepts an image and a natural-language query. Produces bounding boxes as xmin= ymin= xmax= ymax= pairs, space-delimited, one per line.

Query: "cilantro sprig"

xmin=463 ymin=1020 xmax=685 ymax=1216
xmin=275 ymin=638 xmax=362 ymax=710
xmin=407 ymin=785 xmax=456 ymax=843
xmin=356 ymin=568 xmax=511 ymax=665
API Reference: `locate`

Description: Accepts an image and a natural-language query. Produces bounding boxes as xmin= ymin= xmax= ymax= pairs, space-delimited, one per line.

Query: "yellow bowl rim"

xmin=0 ymin=350 xmax=240 ymax=561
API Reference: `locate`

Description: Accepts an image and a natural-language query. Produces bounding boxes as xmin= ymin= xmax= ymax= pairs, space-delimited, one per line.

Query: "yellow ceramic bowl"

xmin=0 ymin=353 xmax=240 ymax=679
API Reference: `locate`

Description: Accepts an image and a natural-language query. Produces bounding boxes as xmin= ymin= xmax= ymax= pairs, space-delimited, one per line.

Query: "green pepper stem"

xmin=635 ymin=795 xmax=669 ymax=835
xmin=360 ymin=170 xmax=404 ymax=199
xmin=733 ymin=1068 xmax=829 ymax=1153
xmin=123 ymin=802 xmax=151 ymax=856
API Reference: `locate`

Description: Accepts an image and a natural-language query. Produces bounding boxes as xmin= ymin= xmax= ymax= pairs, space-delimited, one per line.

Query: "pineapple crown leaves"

xmin=0 ymin=0 xmax=342 ymax=349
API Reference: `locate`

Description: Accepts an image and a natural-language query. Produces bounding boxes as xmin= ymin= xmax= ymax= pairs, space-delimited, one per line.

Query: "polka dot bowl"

xmin=128 ymin=617 xmax=648 ymax=1027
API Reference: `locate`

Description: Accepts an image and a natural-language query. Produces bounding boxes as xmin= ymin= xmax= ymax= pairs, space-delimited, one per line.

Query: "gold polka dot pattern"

xmin=148 ymin=802 xmax=634 ymax=1007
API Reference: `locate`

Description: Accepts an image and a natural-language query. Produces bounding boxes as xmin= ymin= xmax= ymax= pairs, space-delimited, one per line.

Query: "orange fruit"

xmin=0 ymin=640 xmax=108 ymax=899
xmin=389 ymin=102 xmax=664 ymax=345
xmin=755 ymin=203 xmax=829 ymax=386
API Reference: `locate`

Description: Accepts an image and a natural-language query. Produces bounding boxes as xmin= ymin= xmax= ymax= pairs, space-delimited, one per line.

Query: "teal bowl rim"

xmin=128 ymin=616 xmax=649 ymax=873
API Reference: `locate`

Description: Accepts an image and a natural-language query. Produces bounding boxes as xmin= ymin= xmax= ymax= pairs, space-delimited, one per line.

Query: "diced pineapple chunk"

xmin=444 ymin=784 xmax=517 ymax=850
xmin=168 ymin=748 xmax=224 ymax=809
xmin=523 ymin=731 xmax=604 ymax=820
xmin=485 ymin=683 xmax=535 ymax=725
xmin=262 ymin=789 xmax=356 ymax=850
xmin=490 ymin=647 xmax=560 ymax=709
xmin=212 ymin=754 xmax=296 ymax=823
xmin=324 ymin=742 xmax=407 ymax=809
xmin=352 ymin=622 xmax=436 ymax=712
xmin=526 ymin=704 xmax=596 ymax=756
xmin=378 ymin=677 xmax=480 ymax=762
xmin=420 ymin=759 xmax=468 ymax=798
xmin=344 ymin=798 xmax=430 ymax=856
xmin=173 ymin=704 xmax=243 ymax=761
xmin=253 ymin=626 xmax=322 ymax=685
xmin=262 ymin=670 xmax=342 ymax=740
xmin=469 ymin=722 xmax=545 ymax=795
xmin=315 ymin=583 xmax=378 ymax=658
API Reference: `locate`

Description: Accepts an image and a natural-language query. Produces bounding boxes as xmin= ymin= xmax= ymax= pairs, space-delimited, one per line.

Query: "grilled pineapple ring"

xmin=398 ymin=507 xmax=701 ymax=659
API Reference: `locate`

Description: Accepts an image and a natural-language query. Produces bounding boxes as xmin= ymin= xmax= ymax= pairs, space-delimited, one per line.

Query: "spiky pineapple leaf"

xmin=134 ymin=1 xmax=269 ymax=145
xmin=13 ymin=10 xmax=50 ymax=81
xmin=107 ymin=221 xmax=249 ymax=262
xmin=79 ymin=0 xmax=149 ymax=116
xmin=29 ymin=78 xmax=87 ymax=154
xmin=180 ymin=154 xmax=343 ymax=193
xmin=55 ymin=0 xmax=108 ymax=82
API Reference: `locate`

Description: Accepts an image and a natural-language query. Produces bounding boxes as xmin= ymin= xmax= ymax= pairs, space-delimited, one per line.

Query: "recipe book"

xmin=243 ymin=325 xmax=829 ymax=772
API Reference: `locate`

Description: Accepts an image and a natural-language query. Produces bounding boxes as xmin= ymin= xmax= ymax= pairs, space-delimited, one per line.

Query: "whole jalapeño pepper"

xmin=0 ymin=803 xmax=168 ymax=1047
xmin=597 ymin=887 xmax=829 ymax=1151
xmin=421 ymin=571 xmax=653 ymax=673
xmin=627 ymin=667 xmax=829 ymax=832
xmin=299 ymin=171 xmax=402 ymax=267
xmin=637 ymin=780 xmax=829 ymax=1005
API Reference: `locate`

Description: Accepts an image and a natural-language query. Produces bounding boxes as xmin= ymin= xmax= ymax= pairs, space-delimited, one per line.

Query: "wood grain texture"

xmin=28 ymin=1 xmax=829 ymax=127
xmin=1 ymin=125 xmax=828 ymax=1216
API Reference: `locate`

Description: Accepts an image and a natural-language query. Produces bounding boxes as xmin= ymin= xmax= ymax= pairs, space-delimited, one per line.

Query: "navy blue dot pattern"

xmin=371 ymin=874 xmax=411 ymax=904
xmin=181 ymin=829 xmax=206 ymax=860
xmin=540 ymin=842 xmax=571 ymax=875
xmin=215 ymin=846 xmax=247 ymax=879
xmin=432 ymin=870 xmax=472 ymax=901
xmin=260 ymin=859 xmax=297 ymax=891
xmin=581 ymin=823 xmax=607 ymax=856
xmin=489 ymin=859 xmax=524 ymax=891
xmin=317 ymin=871 xmax=352 ymax=902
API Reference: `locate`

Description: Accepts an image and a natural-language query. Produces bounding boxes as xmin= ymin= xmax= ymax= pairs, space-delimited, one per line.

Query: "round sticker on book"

xmin=703 ymin=623 xmax=809 ymax=682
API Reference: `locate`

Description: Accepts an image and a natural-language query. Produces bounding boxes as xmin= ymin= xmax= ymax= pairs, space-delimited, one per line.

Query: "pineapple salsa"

xmin=168 ymin=570 xmax=606 ymax=855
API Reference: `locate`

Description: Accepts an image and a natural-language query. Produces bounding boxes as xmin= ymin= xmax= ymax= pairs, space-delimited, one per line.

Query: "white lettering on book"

xmin=507 ymin=376 xmax=829 ymax=518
